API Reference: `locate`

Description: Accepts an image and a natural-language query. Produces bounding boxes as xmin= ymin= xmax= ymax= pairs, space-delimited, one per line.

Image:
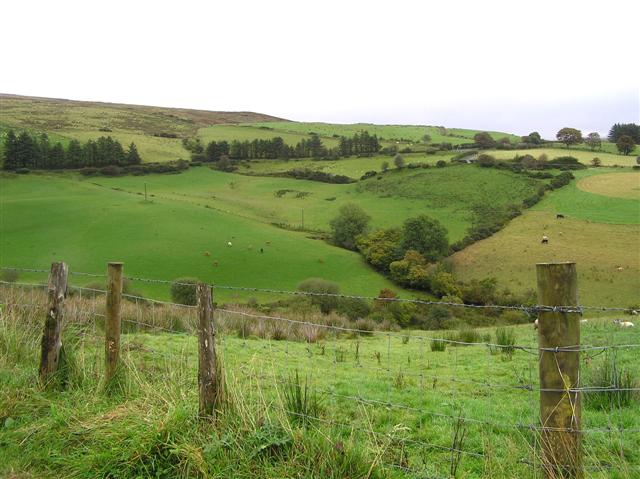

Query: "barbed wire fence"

xmin=1 ymin=264 xmax=639 ymax=478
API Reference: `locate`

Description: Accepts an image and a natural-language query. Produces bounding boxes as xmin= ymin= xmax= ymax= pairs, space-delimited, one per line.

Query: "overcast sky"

xmin=2 ymin=0 xmax=638 ymax=138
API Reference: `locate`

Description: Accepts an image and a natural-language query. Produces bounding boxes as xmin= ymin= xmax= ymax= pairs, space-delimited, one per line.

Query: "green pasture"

xmin=1 ymin=300 xmax=638 ymax=478
xmin=243 ymin=121 xmax=521 ymax=145
xmin=0 ymin=173 xmax=404 ymax=300
xmin=236 ymin=152 xmax=457 ymax=178
xmin=197 ymin=124 xmax=340 ymax=148
xmin=89 ymin=163 xmax=543 ymax=242
xmin=487 ymin=147 xmax=635 ymax=167
xmin=532 ymin=169 xmax=640 ymax=224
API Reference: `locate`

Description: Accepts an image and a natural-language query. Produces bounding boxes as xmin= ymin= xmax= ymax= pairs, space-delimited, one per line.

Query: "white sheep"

xmin=580 ymin=319 xmax=588 ymax=324
xmin=534 ymin=319 xmax=538 ymax=330
xmin=227 ymin=242 xmax=232 ymax=247
xmin=613 ymin=319 xmax=635 ymax=328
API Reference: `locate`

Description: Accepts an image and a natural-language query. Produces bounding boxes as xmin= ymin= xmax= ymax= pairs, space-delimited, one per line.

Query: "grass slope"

xmin=244 ymin=121 xmax=521 ymax=145
xmin=531 ymin=169 xmax=640 ymax=224
xmin=450 ymin=210 xmax=640 ymax=307
xmin=0 ymin=173 xmax=403 ymax=300
xmin=487 ymin=147 xmax=635 ymax=167
xmin=0 ymin=94 xmax=284 ymax=163
xmin=2 ymin=297 xmax=639 ymax=478
xmin=89 ymin=164 xmax=544 ymax=242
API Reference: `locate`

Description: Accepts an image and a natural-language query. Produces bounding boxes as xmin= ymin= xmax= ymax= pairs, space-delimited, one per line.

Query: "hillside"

xmin=0 ymin=94 xmax=286 ymax=162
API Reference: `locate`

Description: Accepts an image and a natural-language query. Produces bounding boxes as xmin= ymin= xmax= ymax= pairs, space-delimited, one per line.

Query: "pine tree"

xmin=126 ymin=142 xmax=141 ymax=165
xmin=3 ymin=130 xmax=19 ymax=170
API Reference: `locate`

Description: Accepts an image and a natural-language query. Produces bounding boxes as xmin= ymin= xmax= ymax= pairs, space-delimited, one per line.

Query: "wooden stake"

xmin=39 ymin=262 xmax=68 ymax=386
xmin=536 ymin=262 xmax=582 ymax=478
xmin=197 ymin=283 xmax=218 ymax=417
xmin=105 ymin=262 xmax=124 ymax=384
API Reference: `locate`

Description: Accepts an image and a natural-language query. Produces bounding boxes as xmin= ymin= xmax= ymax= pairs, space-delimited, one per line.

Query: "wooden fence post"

xmin=197 ymin=283 xmax=218 ymax=417
xmin=536 ymin=262 xmax=582 ymax=478
xmin=39 ymin=261 xmax=68 ymax=386
xmin=105 ymin=262 xmax=124 ymax=385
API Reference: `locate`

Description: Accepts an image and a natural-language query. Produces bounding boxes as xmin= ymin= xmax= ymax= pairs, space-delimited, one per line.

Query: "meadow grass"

xmin=486 ymin=147 xmax=635 ymax=167
xmin=450 ymin=210 xmax=640 ymax=307
xmin=197 ymin=124 xmax=341 ymax=148
xmin=532 ymin=169 xmax=640 ymax=224
xmin=0 ymin=172 xmax=403 ymax=301
xmin=1 ymin=289 xmax=638 ymax=478
xmin=243 ymin=122 xmax=522 ymax=145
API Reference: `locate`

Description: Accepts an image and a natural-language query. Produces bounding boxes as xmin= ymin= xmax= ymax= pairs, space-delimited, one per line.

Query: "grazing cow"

xmin=556 ymin=214 xmax=565 ymax=219
xmin=614 ymin=319 xmax=635 ymax=328
xmin=541 ymin=235 xmax=549 ymax=244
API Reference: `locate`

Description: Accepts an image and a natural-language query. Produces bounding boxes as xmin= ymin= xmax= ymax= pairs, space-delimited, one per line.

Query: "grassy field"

xmin=450 ymin=210 xmax=640 ymax=307
xmin=577 ymin=171 xmax=640 ymax=200
xmin=0 ymin=172 xmax=404 ymax=301
xmin=197 ymin=124 xmax=341 ymax=148
xmin=236 ymin=152 xmax=457 ymax=178
xmin=244 ymin=122 xmax=522 ymax=145
xmin=487 ymin=147 xmax=635 ymax=167
xmin=1 ymin=288 xmax=638 ymax=478
xmin=89 ymin=163 xmax=544 ymax=242
xmin=532 ymin=169 xmax=640 ymax=224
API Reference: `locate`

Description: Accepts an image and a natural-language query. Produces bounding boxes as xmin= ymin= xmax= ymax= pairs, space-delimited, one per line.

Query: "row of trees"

xmin=2 ymin=130 xmax=141 ymax=170
xmin=187 ymin=130 xmax=383 ymax=163
xmin=555 ymin=125 xmax=637 ymax=155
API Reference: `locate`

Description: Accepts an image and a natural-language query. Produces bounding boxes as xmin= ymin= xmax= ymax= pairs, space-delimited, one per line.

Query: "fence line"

xmin=2 ymin=263 xmax=639 ymax=478
xmin=2 ymin=266 xmax=636 ymax=314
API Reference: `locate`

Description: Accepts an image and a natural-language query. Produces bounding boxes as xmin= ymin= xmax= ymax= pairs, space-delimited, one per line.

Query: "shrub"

xmin=425 ymin=147 xmax=438 ymax=155
xmin=15 ymin=168 xmax=30 ymax=174
xmin=436 ymin=160 xmax=447 ymax=168
xmin=0 ymin=269 xmax=19 ymax=283
xmin=329 ymin=203 xmax=371 ymax=250
xmin=297 ymin=278 xmax=340 ymax=314
xmin=476 ymin=154 xmax=496 ymax=167
xmin=430 ymin=339 xmax=447 ymax=351
xmin=282 ymin=370 xmax=322 ymax=427
xmin=170 ymin=277 xmax=199 ymax=306
xmin=337 ymin=297 xmax=371 ymax=320
xmin=99 ymin=165 xmax=124 ymax=176
xmin=399 ymin=147 xmax=413 ymax=154
xmin=355 ymin=318 xmax=375 ymax=336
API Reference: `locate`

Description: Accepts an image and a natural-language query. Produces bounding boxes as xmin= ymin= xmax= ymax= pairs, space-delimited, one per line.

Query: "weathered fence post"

xmin=536 ymin=262 xmax=582 ymax=478
xmin=197 ymin=283 xmax=218 ymax=417
xmin=105 ymin=262 xmax=124 ymax=385
xmin=39 ymin=261 xmax=69 ymax=386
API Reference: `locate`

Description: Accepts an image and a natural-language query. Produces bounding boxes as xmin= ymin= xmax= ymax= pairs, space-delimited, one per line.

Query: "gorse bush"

xmin=170 ymin=277 xmax=199 ymax=306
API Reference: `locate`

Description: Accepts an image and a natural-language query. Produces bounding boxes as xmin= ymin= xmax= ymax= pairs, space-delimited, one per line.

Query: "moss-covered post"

xmin=105 ymin=262 xmax=123 ymax=385
xmin=536 ymin=262 xmax=582 ymax=478
xmin=197 ymin=283 xmax=218 ymax=417
xmin=39 ymin=262 xmax=68 ymax=386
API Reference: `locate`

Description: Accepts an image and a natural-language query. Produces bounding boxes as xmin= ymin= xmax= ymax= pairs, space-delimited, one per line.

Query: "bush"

xmin=454 ymin=327 xmax=481 ymax=345
xmin=436 ymin=160 xmax=447 ymax=168
xmin=476 ymin=154 xmax=496 ymax=167
xmin=337 ymin=297 xmax=372 ymax=320
xmin=15 ymin=168 xmax=30 ymax=174
xmin=329 ymin=203 xmax=371 ymax=251
xmin=430 ymin=339 xmax=447 ymax=351
xmin=354 ymin=318 xmax=375 ymax=336
xmin=297 ymin=278 xmax=340 ymax=314
xmin=0 ymin=269 xmax=19 ymax=283
xmin=99 ymin=165 xmax=124 ymax=176
xmin=425 ymin=147 xmax=438 ymax=155
xmin=170 ymin=277 xmax=199 ymax=305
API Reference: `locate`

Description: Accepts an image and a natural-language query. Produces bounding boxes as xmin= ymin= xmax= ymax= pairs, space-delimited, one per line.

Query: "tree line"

xmin=555 ymin=123 xmax=638 ymax=155
xmin=185 ymin=130 xmax=382 ymax=163
xmin=2 ymin=130 xmax=141 ymax=170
